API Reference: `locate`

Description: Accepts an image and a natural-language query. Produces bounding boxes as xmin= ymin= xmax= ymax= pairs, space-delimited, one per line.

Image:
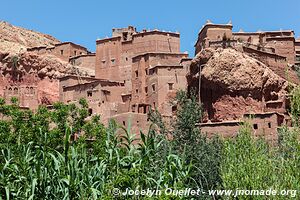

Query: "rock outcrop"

xmin=191 ymin=48 xmax=294 ymax=122
xmin=0 ymin=21 xmax=94 ymax=106
xmin=202 ymin=48 xmax=290 ymax=94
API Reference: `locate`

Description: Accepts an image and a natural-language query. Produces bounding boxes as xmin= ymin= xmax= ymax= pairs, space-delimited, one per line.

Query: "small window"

xmin=111 ymin=59 xmax=115 ymax=64
xmin=132 ymin=105 xmax=136 ymax=112
xmin=145 ymin=69 xmax=148 ymax=75
xmin=268 ymin=122 xmax=271 ymax=128
xmin=123 ymin=121 xmax=126 ymax=126
xmin=135 ymin=70 xmax=138 ymax=78
xmin=30 ymin=87 xmax=34 ymax=94
xmin=152 ymin=84 xmax=156 ymax=92
xmin=102 ymin=60 xmax=106 ymax=64
xmin=153 ymin=102 xmax=156 ymax=108
xmin=137 ymin=121 xmax=139 ymax=125
xmin=122 ymin=32 xmax=128 ymax=41
xmin=88 ymin=108 xmax=93 ymax=116
xmin=253 ymin=124 xmax=258 ymax=130
xmin=145 ymin=87 xmax=148 ymax=94
xmin=168 ymin=83 xmax=174 ymax=90
xmin=87 ymin=91 xmax=92 ymax=97
xmin=13 ymin=87 xmax=18 ymax=95
xmin=74 ymin=50 xmax=77 ymax=56
xmin=125 ymin=57 xmax=128 ymax=61
xmin=172 ymin=105 xmax=177 ymax=112
xmin=136 ymin=89 xmax=138 ymax=93
xmin=60 ymin=50 xmax=64 ymax=55
xmin=80 ymin=52 xmax=82 ymax=55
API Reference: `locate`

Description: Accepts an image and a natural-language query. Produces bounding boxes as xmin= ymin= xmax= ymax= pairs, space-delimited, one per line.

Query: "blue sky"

xmin=1 ymin=0 xmax=299 ymax=56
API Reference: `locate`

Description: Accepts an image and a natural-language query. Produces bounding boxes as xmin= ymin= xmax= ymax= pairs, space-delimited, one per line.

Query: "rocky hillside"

xmin=0 ymin=21 xmax=60 ymax=54
xmin=0 ymin=21 xmax=93 ymax=78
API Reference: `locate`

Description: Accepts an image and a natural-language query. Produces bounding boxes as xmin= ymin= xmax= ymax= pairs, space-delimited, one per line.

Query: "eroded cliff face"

xmin=191 ymin=48 xmax=293 ymax=122
xmin=0 ymin=21 xmax=93 ymax=106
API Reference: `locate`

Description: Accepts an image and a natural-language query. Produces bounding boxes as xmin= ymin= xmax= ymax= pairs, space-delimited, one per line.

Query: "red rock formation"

xmin=190 ymin=48 xmax=295 ymax=122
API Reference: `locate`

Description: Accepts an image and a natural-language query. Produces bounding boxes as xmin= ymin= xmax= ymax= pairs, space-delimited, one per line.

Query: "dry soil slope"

xmin=0 ymin=21 xmax=60 ymax=54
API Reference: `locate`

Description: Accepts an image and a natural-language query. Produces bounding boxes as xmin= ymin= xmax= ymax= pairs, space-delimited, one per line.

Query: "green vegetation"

xmin=0 ymin=89 xmax=300 ymax=199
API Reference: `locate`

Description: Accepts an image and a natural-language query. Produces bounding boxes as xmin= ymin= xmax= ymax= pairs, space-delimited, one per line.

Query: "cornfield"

xmin=0 ymin=89 xmax=300 ymax=199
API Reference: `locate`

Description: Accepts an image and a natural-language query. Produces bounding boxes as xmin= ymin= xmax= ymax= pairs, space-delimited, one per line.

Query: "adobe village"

xmin=1 ymin=20 xmax=300 ymax=141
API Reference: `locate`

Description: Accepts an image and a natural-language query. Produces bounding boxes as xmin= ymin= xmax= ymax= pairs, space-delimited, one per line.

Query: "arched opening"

xmin=13 ymin=87 xmax=18 ymax=95
xmin=30 ymin=87 xmax=34 ymax=94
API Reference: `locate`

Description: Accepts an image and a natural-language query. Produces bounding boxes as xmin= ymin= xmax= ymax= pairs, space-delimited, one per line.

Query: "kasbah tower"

xmin=60 ymin=26 xmax=189 ymax=134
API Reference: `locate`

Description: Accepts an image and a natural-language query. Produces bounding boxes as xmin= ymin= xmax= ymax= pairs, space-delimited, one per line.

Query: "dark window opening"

xmin=30 ymin=87 xmax=34 ymax=94
xmin=88 ymin=108 xmax=93 ymax=116
xmin=60 ymin=50 xmax=64 ymax=55
xmin=268 ymin=122 xmax=271 ymax=128
xmin=135 ymin=70 xmax=138 ymax=78
xmin=136 ymin=89 xmax=138 ymax=93
xmin=87 ymin=91 xmax=92 ymax=97
xmin=172 ymin=105 xmax=177 ymax=112
xmin=123 ymin=121 xmax=126 ymax=126
xmin=152 ymin=84 xmax=156 ymax=92
xmin=145 ymin=69 xmax=148 ymax=75
xmin=74 ymin=50 xmax=77 ymax=56
xmin=125 ymin=57 xmax=128 ymax=61
xmin=145 ymin=87 xmax=148 ymax=94
xmin=168 ymin=83 xmax=174 ymax=90
xmin=123 ymin=32 xmax=128 ymax=41
xmin=253 ymin=124 xmax=258 ymax=130
xmin=137 ymin=121 xmax=139 ymax=125
xmin=111 ymin=59 xmax=115 ymax=64
xmin=153 ymin=102 xmax=156 ymax=107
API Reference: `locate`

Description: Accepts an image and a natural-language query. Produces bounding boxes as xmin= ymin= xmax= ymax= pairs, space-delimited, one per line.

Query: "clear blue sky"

xmin=1 ymin=0 xmax=299 ymax=56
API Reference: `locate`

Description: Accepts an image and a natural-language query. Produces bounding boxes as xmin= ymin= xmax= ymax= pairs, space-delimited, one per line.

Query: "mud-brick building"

xmin=0 ymin=74 xmax=59 ymax=109
xmin=131 ymin=52 xmax=189 ymax=117
xmin=69 ymin=53 xmax=96 ymax=71
xmin=59 ymin=75 xmax=127 ymax=124
xmin=190 ymin=21 xmax=299 ymax=141
xmin=28 ymin=42 xmax=89 ymax=62
xmin=95 ymin=26 xmax=182 ymax=93
xmin=295 ymin=38 xmax=300 ymax=67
